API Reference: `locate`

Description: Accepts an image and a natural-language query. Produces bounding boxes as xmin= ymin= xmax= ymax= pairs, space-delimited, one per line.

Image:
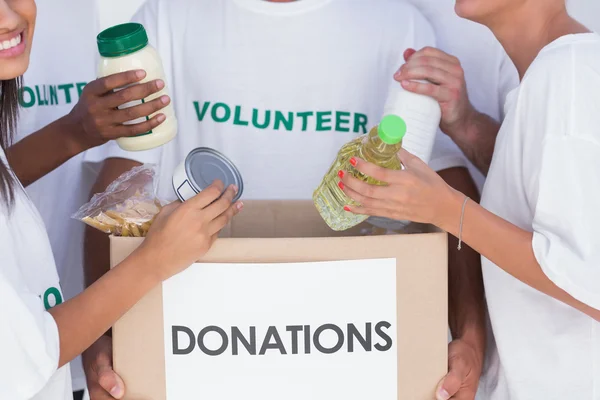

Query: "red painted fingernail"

xmin=338 ymin=181 xmax=345 ymax=190
xmin=338 ymin=170 xmax=344 ymax=178
xmin=349 ymin=157 xmax=357 ymax=167
xmin=344 ymin=206 xmax=351 ymax=212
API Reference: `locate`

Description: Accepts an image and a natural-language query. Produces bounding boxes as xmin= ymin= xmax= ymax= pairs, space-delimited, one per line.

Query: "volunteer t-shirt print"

xmin=193 ymin=100 xmax=371 ymax=134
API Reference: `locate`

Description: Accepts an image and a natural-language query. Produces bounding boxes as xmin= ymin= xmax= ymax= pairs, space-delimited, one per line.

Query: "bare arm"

xmin=438 ymin=168 xmax=485 ymax=354
xmin=7 ymin=116 xmax=89 ymax=186
xmin=341 ymin=152 xmax=600 ymax=322
xmin=437 ymin=168 xmax=485 ymax=400
xmin=445 ymin=111 xmax=501 ymax=176
xmin=439 ymin=191 xmax=600 ymax=322
xmin=50 ymin=250 xmax=158 ymax=367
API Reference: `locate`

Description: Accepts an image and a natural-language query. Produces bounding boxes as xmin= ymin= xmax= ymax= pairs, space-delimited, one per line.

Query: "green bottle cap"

xmin=377 ymin=115 xmax=407 ymax=145
xmin=97 ymin=23 xmax=149 ymax=58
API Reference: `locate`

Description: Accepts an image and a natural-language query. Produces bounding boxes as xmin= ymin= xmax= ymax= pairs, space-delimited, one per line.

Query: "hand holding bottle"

xmin=64 ymin=70 xmax=170 ymax=150
xmin=394 ymin=47 xmax=476 ymax=139
xmin=337 ymin=149 xmax=461 ymax=228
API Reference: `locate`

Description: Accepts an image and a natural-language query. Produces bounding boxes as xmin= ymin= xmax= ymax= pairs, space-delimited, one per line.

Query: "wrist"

xmin=60 ymin=113 xmax=92 ymax=155
xmin=442 ymin=105 xmax=479 ymax=141
xmin=436 ymin=188 xmax=465 ymax=236
xmin=456 ymin=324 xmax=486 ymax=369
xmin=118 ymin=245 xmax=164 ymax=290
xmin=130 ymin=243 xmax=166 ymax=285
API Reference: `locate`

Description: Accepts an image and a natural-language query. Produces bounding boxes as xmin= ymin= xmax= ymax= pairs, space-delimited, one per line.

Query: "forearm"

xmin=6 ymin=115 xmax=87 ymax=186
xmin=445 ymin=111 xmax=501 ymax=176
xmin=440 ymin=192 xmax=600 ymax=321
xmin=438 ymin=168 xmax=486 ymax=356
xmin=50 ymin=250 xmax=159 ymax=368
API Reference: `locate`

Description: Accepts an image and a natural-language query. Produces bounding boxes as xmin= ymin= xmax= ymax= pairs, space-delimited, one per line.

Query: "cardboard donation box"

xmin=110 ymin=201 xmax=448 ymax=400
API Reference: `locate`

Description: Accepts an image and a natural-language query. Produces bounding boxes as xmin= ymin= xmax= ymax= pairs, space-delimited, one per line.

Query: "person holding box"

xmin=339 ymin=0 xmax=600 ymax=398
xmin=82 ymin=1 xmax=487 ymax=399
xmin=0 ymin=1 xmax=242 ymax=399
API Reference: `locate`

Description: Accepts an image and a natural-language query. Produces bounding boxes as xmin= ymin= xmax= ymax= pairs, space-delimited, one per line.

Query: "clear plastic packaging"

xmin=72 ymin=164 xmax=163 ymax=237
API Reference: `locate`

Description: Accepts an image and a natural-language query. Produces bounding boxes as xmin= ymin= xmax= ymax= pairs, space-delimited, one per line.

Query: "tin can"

xmin=172 ymin=147 xmax=244 ymax=203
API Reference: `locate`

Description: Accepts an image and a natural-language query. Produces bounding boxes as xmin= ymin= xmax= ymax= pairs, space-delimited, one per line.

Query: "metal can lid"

xmin=184 ymin=147 xmax=244 ymax=202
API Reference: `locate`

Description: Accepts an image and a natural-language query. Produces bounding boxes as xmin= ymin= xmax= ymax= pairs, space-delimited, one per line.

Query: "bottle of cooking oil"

xmin=313 ymin=114 xmax=406 ymax=231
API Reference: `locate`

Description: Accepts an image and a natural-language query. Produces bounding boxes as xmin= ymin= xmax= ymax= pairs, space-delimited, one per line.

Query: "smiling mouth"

xmin=0 ymin=32 xmax=23 ymax=51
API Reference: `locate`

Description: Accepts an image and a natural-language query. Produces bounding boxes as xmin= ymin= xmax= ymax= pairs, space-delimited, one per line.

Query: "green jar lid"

xmin=377 ymin=115 xmax=407 ymax=145
xmin=97 ymin=23 xmax=148 ymax=58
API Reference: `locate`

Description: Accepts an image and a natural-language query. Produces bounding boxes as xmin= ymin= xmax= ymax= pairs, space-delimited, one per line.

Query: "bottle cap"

xmin=172 ymin=147 xmax=244 ymax=203
xmin=97 ymin=23 xmax=149 ymax=58
xmin=377 ymin=115 xmax=407 ymax=145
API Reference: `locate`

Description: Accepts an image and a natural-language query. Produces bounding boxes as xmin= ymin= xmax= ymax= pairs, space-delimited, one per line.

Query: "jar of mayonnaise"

xmin=97 ymin=23 xmax=177 ymax=151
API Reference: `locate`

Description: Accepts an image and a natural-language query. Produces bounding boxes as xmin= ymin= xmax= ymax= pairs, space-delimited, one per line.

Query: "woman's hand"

xmin=138 ymin=180 xmax=243 ymax=282
xmin=64 ymin=70 xmax=171 ymax=150
xmin=338 ymin=150 xmax=463 ymax=229
xmin=395 ymin=47 xmax=475 ymax=138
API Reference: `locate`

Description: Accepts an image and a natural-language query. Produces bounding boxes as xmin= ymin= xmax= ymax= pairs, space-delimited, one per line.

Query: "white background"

xmin=95 ymin=0 xmax=147 ymax=31
xmin=162 ymin=259 xmax=398 ymax=400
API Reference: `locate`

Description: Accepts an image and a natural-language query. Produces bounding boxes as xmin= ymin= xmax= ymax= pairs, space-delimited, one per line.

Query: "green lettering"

xmin=353 ymin=113 xmax=368 ymax=134
xmin=194 ymin=101 xmax=211 ymax=121
xmin=76 ymin=82 xmax=87 ymax=97
xmin=43 ymin=287 xmax=63 ymax=310
xmin=49 ymin=85 xmax=58 ymax=105
xmin=335 ymin=111 xmax=351 ymax=132
xmin=19 ymin=86 xmax=35 ymax=108
xmin=252 ymin=109 xmax=271 ymax=129
xmin=58 ymin=84 xmax=74 ymax=104
xmin=211 ymin=102 xmax=231 ymax=123
xmin=297 ymin=111 xmax=314 ymax=131
xmin=274 ymin=111 xmax=293 ymax=131
xmin=233 ymin=105 xmax=249 ymax=126
xmin=35 ymin=85 xmax=48 ymax=106
xmin=316 ymin=111 xmax=332 ymax=131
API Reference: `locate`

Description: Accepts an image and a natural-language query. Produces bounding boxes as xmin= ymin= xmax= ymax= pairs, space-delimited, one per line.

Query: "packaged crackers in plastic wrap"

xmin=73 ymin=164 xmax=163 ymax=237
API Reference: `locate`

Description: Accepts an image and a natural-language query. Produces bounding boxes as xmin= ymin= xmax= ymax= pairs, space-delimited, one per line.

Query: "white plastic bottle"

xmin=97 ymin=23 xmax=177 ymax=151
xmin=382 ymin=81 xmax=441 ymax=163
xmin=367 ymin=80 xmax=441 ymax=232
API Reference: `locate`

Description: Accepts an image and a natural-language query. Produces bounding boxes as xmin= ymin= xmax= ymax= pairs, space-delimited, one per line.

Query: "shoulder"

xmin=519 ymin=34 xmax=600 ymax=143
xmin=523 ymin=34 xmax=600 ymax=88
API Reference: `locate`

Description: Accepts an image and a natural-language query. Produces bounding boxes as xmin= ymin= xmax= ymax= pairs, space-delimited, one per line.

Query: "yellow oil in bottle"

xmin=313 ymin=115 xmax=407 ymax=231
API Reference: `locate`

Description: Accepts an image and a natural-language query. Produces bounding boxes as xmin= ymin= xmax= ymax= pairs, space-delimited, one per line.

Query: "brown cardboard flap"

xmin=110 ymin=200 xmax=447 ymax=400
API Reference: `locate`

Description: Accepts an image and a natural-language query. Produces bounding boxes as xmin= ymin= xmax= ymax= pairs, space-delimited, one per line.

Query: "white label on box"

xmin=162 ymin=258 xmax=398 ymax=400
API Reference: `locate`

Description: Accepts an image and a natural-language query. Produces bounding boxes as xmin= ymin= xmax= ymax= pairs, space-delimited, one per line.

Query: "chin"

xmin=0 ymin=55 xmax=30 ymax=81
xmin=454 ymin=0 xmax=489 ymax=23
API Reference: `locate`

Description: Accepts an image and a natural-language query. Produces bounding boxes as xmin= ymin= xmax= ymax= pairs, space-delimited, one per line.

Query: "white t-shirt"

xmin=405 ymin=0 xmax=519 ymax=190
xmin=479 ymin=33 xmax=600 ymax=400
xmin=0 ymin=150 xmax=70 ymax=400
xmin=15 ymin=0 xmax=100 ymax=391
xmin=86 ymin=0 xmax=468 ymax=201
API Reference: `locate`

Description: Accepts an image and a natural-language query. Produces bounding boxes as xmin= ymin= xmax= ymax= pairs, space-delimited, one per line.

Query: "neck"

xmin=486 ymin=2 xmax=589 ymax=80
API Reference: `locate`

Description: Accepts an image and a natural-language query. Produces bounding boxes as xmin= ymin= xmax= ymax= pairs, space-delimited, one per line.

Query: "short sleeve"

xmin=532 ymin=135 xmax=600 ymax=310
xmin=0 ymin=269 xmax=60 ymax=399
